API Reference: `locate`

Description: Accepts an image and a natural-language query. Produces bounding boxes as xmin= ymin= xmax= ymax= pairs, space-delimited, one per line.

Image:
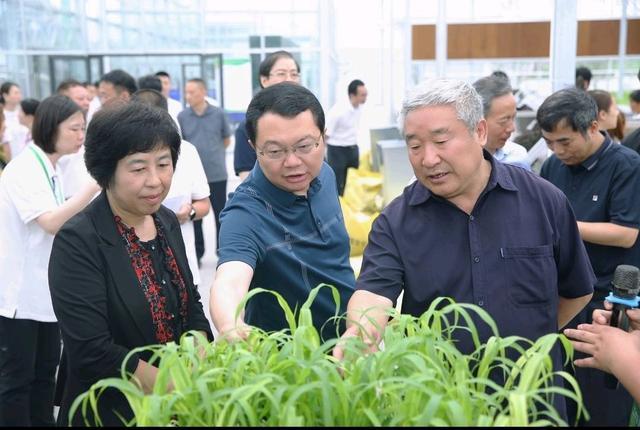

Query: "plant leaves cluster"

xmin=70 ymin=285 xmax=586 ymax=426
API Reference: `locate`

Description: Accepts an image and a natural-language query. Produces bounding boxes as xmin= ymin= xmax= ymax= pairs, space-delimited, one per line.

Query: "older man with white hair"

xmin=334 ymin=79 xmax=596 ymax=422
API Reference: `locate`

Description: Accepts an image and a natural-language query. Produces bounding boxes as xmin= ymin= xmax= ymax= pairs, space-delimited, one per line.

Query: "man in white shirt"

xmin=473 ymin=75 xmax=530 ymax=170
xmin=155 ymin=71 xmax=183 ymax=127
xmin=61 ymin=70 xmax=137 ymax=199
xmin=326 ymin=79 xmax=368 ymax=195
xmin=56 ymin=79 xmax=90 ymax=114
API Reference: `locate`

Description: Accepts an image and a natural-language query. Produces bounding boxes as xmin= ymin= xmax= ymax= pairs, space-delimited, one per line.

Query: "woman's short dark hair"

xmin=0 ymin=81 xmax=19 ymax=105
xmin=31 ymin=95 xmax=82 ymax=154
xmin=258 ymin=51 xmax=300 ymax=85
xmin=84 ymin=101 xmax=181 ymax=189
xmin=245 ymin=82 xmax=324 ymax=144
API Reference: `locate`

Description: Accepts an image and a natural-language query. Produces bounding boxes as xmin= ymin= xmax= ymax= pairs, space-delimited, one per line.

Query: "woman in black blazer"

xmin=48 ymin=101 xmax=213 ymax=426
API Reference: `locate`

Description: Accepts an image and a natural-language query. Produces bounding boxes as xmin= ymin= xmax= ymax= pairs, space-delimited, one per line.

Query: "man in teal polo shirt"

xmin=210 ymin=82 xmax=355 ymax=341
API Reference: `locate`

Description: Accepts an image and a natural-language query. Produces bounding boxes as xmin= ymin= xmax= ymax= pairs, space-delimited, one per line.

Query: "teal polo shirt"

xmin=217 ymin=162 xmax=355 ymax=339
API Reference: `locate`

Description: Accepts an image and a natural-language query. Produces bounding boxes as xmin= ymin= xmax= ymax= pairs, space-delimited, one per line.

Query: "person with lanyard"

xmin=0 ymin=95 xmax=100 ymax=426
xmin=48 ymin=101 xmax=213 ymax=426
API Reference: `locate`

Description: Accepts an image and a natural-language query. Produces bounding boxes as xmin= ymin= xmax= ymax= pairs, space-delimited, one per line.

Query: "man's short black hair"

xmin=155 ymin=71 xmax=170 ymax=79
xmin=575 ymin=66 xmax=592 ymax=90
xmin=536 ymin=87 xmax=598 ymax=136
xmin=473 ymin=75 xmax=513 ymax=117
xmin=32 ymin=95 xmax=82 ymax=154
xmin=245 ymin=82 xmax=324 ymax=144
xmin=137 ymin=75 xmax=163 ymax=93
xmin=348 ymin=79 xmax=365 ymax=97
xmin=100 ymin=69 xmax=138 ymax=96
xmin=20 ymin=98 xmax=40 ymax=116
xmin=630 ymin=89 xmax=640 ymax=103
xmin=131 ymin=89 xmax=168 ymax=111
xmin=491 ymin=70 xmax=509 ymax=82
xmin=84 ymin=102 xmax=180 ymax=189
xmin=187 ymin=78 xmax=206 ymax=89
xmin=56 ymin=79 xmax=84 ymax=94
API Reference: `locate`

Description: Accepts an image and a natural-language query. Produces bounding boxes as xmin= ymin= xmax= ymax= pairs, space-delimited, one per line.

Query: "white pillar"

xmin=549 ymin=0 xmax=578 ymax=92
xmin=319 ymin=1 xmax=334 ymax=109
xmin=404 ymin=0 xmax=412 ymax=89
xmin=18 ymin=0 xmax=32 ymax=96
xmin=618 ymin=0 xmax=629 ymax=99
xmin=435 ymin=0 xmax=447 ymax=78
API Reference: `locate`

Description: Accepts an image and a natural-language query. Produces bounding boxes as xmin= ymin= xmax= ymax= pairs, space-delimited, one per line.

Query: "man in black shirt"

xmin=539 ymin=87 xmax=640 ymax=426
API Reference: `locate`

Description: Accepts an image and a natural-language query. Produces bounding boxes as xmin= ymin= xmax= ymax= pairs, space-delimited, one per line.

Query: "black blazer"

xmin=49 ymin=191 xmax=213 ymax=426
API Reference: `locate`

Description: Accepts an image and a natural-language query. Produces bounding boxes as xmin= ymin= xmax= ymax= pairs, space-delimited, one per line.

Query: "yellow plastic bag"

xmin=342 ymin=168 xmax=384 ymax=213
xmin=340 ymin=197 xmax=378 ymax=257
xmin=358 ymin=149 xmax=373 ymax=172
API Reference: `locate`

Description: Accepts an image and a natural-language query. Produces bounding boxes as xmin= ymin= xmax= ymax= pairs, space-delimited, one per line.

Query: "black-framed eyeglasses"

xmin=256 ymin=138 xmax=320 ymax=160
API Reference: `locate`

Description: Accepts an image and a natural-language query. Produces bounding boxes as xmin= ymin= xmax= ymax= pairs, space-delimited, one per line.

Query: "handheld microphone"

xmin=604 ymin=265 xmax=640 ymax=389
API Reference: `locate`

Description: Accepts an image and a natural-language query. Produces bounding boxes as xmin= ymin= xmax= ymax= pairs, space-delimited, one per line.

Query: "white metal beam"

xmin=549 ymin=0 xmax=578 ymax=92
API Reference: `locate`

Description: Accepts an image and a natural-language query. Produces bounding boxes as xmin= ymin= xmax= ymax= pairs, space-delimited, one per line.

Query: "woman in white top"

xmin=0 ymin=95 xmax=100 ymax=426
xmin=0 ymin=81 xmax=29 ymax=161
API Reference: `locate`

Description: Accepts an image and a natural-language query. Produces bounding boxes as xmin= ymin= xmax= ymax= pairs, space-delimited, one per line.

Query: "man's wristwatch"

xmin=189 ymin=207 xmax=197 ymax=221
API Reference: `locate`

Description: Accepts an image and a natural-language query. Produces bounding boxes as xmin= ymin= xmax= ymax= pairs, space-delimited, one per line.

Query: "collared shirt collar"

xmin=249 ymin=162 xmax=323 ymax=206
xmin=493 ymin=142 xmax=516 ymax=161
xmin=579 ymin=131 xmax=612 ymax=171
xmin=493 ymin=147 xmax=507 ymax=161
xmin=28 ymin=142 xmax=56 ymax=174
xmin=188 ymin=102 xmax=213 ymax=117
xmin=408 ymin=149 xmax=518 ymax=206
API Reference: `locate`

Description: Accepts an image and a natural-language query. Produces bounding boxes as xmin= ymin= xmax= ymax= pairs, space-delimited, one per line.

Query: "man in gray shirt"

xmin=178 ymin=78 xmax=231 ymax=259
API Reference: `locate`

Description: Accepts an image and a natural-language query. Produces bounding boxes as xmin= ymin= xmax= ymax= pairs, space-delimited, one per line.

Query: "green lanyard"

xmin=29 ymin=146 xmax=64 ymax=206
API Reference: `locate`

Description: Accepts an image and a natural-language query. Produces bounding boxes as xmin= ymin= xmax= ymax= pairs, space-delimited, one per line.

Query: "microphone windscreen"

xmin=611 ymin=264 xmax=640 ymax=296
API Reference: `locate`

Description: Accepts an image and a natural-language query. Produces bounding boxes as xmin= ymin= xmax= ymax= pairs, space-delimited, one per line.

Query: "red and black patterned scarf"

xmin=114 ymin=215 xmax=189 ymax=344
